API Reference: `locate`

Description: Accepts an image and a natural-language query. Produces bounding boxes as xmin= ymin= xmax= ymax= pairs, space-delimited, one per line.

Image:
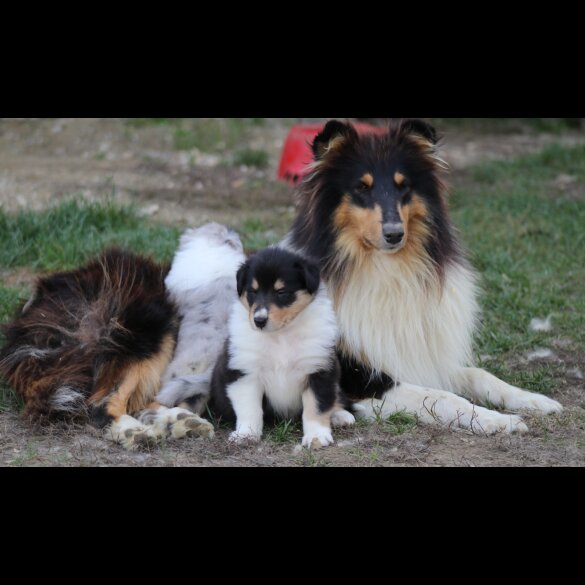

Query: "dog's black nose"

xmin=254 ymin=316 xmax=268 ymax=329
xmin=383 ymin=223 xmax=405 ymax=246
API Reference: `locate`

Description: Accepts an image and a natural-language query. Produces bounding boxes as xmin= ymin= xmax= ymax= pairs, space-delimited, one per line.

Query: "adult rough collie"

xmin=283 ymin=119 xmax=562 ymax=434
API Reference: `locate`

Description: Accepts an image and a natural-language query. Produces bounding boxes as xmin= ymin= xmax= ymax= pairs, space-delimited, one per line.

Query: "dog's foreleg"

xmin=227 ymin=376 xmax=264 ymax=444
xmin=301 ymin=370 xmax=340 ymax=449
xmin=355 ymin=382 xmax=528 ymax=435
xmin=451 ymin=367 xmax=563 ymax=414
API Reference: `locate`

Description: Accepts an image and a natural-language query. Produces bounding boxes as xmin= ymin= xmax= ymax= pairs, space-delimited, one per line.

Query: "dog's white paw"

xmin=472 ymin=410 xmax=528 ymax=435
xmin=106 ymin=415 xmax=159 ymax=451
xmin=351 ymin=403 xmax=369 ymax=419
xmin=138 ymin=407 xmax=214 ymax=440
xmin=302 ymin=428 xmax=334 ymax=449
xmin=510 ymin=392 xmax=563 ymax=415
xmin=331 ymin=409 xmax=356 ymax=428
xmin=229 ymin=431 xmax=261 ymax=445
xmin=170 ymin=410 xmax=215 ymax=440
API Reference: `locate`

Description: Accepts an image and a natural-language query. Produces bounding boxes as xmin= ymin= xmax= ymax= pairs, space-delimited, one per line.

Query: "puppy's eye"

xmin=248 ymin=290 xmax=258 ymax=298
xmin=357 ymin=181 xmax=371 ymax=192
xmin=277 ymin=290 xmax=288 ymax=297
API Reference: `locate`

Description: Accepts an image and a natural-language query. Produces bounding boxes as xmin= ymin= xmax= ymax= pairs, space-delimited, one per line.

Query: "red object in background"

xmin=277 ymin=122 xmax=387 ymax=185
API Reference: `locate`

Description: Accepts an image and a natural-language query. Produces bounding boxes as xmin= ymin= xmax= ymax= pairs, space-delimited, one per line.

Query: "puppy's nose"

xmin=383 ymin=223 xmax=405 ymax=246
xmin=254 ymin=315 xmax=268 ymax=329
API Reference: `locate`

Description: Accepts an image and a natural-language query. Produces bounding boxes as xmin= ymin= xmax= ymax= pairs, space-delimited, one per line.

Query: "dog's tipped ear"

xmin=236 ymin=261 xmax=250 ymax=297
xmin=400 ymin=119 xmax=439 ymax=145
xmin=312 ymin=120 xmax=358 ymax=160
xmin=297 ymin=260 xmax=321 ymax=295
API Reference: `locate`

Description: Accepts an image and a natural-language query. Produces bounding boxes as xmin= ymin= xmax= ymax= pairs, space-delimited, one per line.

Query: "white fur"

xmin=226 ymin=284 xmax=340 ymax=445
xmin=301 ymin=390 xmax=334 ymax=448
xmin=356 ymin=382 xmax=528 ymax=435
xmin=228 ymin=285 xmax=337 ymax=420
xmin=284 ymin=241 xmax=562 ymax=434
xmin=337 ymin=257 xmax=479 ymax=392
xmin=452 ymin=368 xmax=563 ymax=414
xmin=138 ymin=405 xmax=214 ymax=440
xmin=331 ymin=409 xmax=356 ymax=427
xmin=301 ymin=421 xmax=334 ymax=448
xmin=50 ymin=386 xmax=85 ymax=413
xmin=105 ymin=415 xmax=158 ymax=451
xmin=158 ymin=223 xmax=246 ymax=408
xmin=165 ymin=223 xmax=245 ymax=293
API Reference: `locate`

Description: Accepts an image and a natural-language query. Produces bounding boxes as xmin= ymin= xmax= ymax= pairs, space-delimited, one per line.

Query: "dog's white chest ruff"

xmin=228 ymin=288 xmax=337 ymax=417
xmin=337 ymin=258 xmax=480 ymax=391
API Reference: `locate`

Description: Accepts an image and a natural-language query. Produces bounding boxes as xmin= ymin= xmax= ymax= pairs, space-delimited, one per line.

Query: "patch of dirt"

xmin=0 ymin=268 xmax=39 ymax=288
xmin=2 ymin=398 xmax=584 ymax=467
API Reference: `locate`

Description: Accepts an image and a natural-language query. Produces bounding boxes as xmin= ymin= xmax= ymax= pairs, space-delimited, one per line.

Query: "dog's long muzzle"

xmin=382 ymin=222 xmax=405 ymax=249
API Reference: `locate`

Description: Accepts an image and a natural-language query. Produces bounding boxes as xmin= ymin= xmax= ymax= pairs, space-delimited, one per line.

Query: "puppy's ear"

xmin=400 ymin=119 xmax=439 ymax=145
xmin=236 ymin=261 xmax=250 ymax=297
xmin=312 ymin=120 xmax=358 ymax=160
xmin=297 ymin=260 xmax=321 ymax=295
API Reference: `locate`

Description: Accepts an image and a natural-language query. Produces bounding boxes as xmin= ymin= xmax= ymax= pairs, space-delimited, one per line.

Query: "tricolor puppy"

xmin=209 ymin=247 xmax=355 ymax=448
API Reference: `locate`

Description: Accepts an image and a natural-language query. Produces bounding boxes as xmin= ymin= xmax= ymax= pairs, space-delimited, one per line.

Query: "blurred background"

xmin=1 ymin=118 xmax=583 ymax=238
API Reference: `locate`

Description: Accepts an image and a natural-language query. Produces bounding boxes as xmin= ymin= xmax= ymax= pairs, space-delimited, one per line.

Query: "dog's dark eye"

xmin=357 ymin=182 xmax=371 ymax=192
xmin=248 ymin=290 xmax=258 ymax=298
xmin=277 ymin=290 xmax=288 ymax=297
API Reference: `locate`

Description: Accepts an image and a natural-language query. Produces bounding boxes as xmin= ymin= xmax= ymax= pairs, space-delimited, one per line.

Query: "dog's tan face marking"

xmin=361 ymin=173 xmax=374 ymax=188
xmin=274 ymin=279 xmax=285 ymax=292
xmin=267 ymin=291 xmax=313 ymax=331
xmin=334 ymin=194 xmax=384 ymax=254
xmin=394 ymin=172 xmax=406 ymax=187
xmin=397 ymin=193 xmax=431 ymax=259
xmin=251 ymin=279 xmax=259 ymax=292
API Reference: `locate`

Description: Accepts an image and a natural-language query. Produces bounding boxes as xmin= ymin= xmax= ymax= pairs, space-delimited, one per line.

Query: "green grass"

xmin=125 ymin=118 xmax=270 ymax=152
xmin=265 ymin=420 xmax=301 ymax=444
xmin=0 ymin=199 xmax=180 ymax=271
xmin=239 ymin=218 xmax=278 ymax=251
xmin=233 ymin=148 xmax=269 ymax=169
xmin=451 ymin=143 xmax=585 ymax=393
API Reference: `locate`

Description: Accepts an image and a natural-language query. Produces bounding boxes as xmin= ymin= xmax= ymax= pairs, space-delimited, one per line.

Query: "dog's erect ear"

xmin=400 ymin=119 xmax=439 ymax=145
xmin=236 ymin=261 xmax=250 ymax=297
xmin=312 ymin=120 xmax=358 ymax=160
xmin=297 ymin=260 xmax=321 ymax=295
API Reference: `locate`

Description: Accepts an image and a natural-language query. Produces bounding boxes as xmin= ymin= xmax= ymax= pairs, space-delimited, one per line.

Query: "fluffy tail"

xmin=0 ymin=249 xmax=177 ymax=421
xmin=157 ymin=373 xmax=211 ymax=414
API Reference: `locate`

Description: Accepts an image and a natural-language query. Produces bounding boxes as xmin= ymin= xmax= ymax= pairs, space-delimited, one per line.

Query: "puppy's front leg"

xmin=302 ymin=370 xmax=337 ymax=449
xmin=227 ymin=376 xmax=264 ymax=444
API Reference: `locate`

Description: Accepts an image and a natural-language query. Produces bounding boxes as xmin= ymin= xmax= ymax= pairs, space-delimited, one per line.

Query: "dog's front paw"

xmin=331 ymin=409 xmax=356 ymax=428
xmin=106 ymin=415 xmax=159 ymax=451
xmin=511 ymin=392 xmax=563 ymax=415
xmin=472 ymin=410 xmax=528 ymax=435
xmin=302 ymin=428 xmax=334 ymax=450
xmin=171 ymin=411 xmax=215 ymax=440
xmin=229 ymin=431 xmax=262 ymax=445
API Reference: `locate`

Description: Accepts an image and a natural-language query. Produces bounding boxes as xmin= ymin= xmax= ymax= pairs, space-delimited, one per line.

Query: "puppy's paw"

xmin=302 ymin=428 xmax=334 ymax=450
xmin=331 ymin=409 xmax=356 ymax=428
